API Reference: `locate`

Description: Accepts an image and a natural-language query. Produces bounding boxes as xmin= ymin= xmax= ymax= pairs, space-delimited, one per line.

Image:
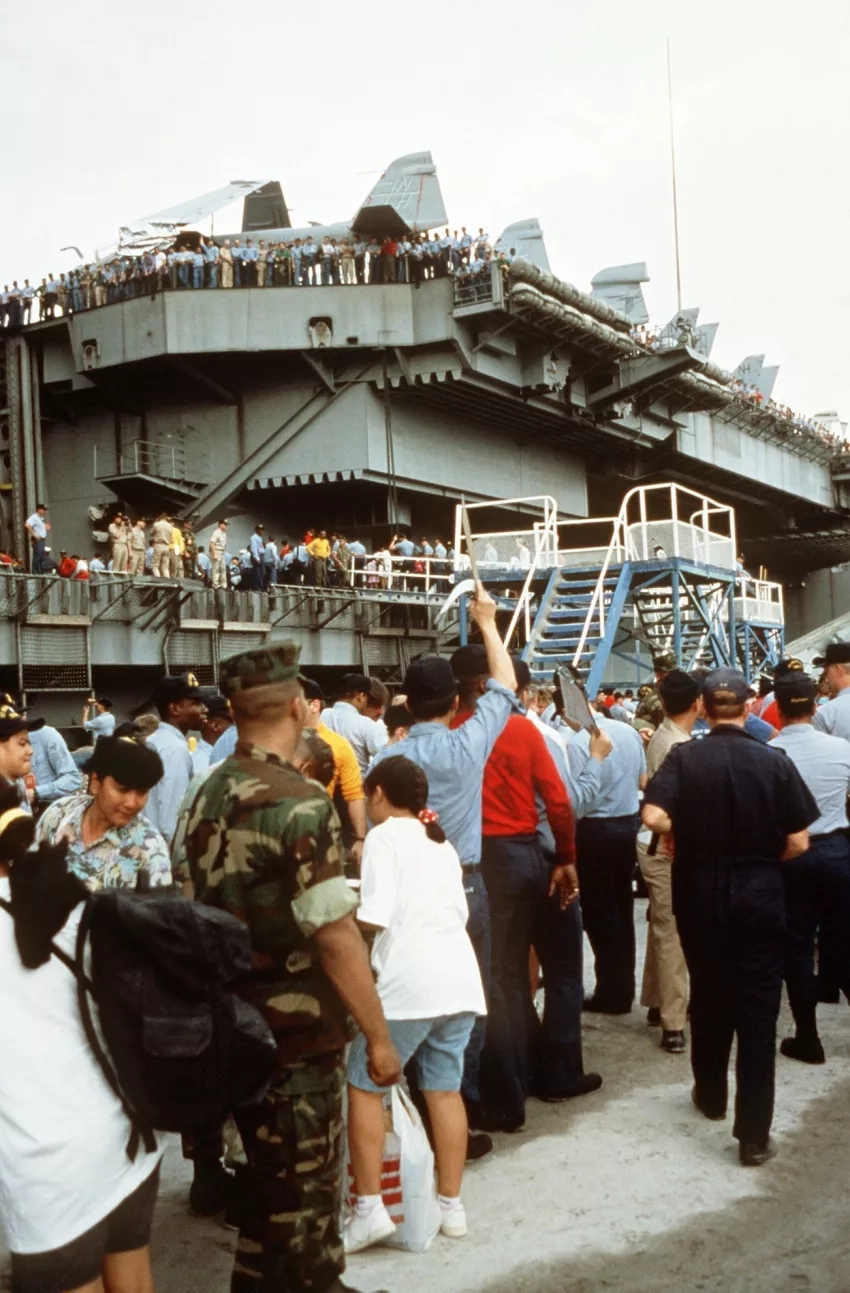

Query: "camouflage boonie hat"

xmin=219 ymin=640 xmax=307 ymax=697
xmin=652 ymin=651 xmax=677 ymax=672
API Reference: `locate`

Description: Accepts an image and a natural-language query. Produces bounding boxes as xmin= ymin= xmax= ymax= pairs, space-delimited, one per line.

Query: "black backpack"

xmin=3 ymin=885 xmax=278 ymax=1160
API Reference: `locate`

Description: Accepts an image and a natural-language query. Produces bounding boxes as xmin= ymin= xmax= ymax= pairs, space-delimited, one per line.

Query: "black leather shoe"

xmin=583 ymin=996 xmax=631 ymax=1015
xmin=534 ymin=1072 xmax=603 ymax=1101
xmin=188 ymin=1161 xmax=233 ymax=1217
xmin=691 ymin=1084 xmax=726 ymax=1121
xmin=739 ymin=1137 xmax=777 ymax=1167
xmin=661 ymin=1030 xmax=687 ymax=1054
xmin=817 ymin=984 xmax=840 ymax=1004
xmin=780 ymin=1035 xmax=825 ymax=1065
xmin=646 ymin=1007 xmax=661 ymax=1026
xmin=466 ymin=1130 xmax=494 ymax=1162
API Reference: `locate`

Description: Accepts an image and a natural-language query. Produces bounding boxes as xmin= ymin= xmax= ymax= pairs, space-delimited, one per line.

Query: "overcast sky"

xmin=4 ymin=0 xmax=848 ymax=420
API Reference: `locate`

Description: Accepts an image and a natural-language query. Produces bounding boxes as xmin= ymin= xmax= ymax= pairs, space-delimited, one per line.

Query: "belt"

xmin=461 ymin=862 xmax=481 ymax=874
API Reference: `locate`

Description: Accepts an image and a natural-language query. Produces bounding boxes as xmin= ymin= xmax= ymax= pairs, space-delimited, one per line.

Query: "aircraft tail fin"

xmin=591 ymin=263 xmax=649 ymax=324
xmin=242 ymin=181 xmax=291 ymax=232
xmin=495 ymin=220 xmax=550 ymax=272
xmin=353 ymin=152 xmax=448 ymax=237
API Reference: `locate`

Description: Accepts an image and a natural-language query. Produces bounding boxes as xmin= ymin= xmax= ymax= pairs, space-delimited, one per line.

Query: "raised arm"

xmin=468 ymin=582 xmax=515 ymax=692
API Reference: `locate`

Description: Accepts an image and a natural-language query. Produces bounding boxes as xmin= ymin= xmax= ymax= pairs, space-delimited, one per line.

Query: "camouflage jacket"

xmin=172 ymin=741 xmax=358 ymax=1066
xmin=635 ymin=687 xmax=664 ymax=729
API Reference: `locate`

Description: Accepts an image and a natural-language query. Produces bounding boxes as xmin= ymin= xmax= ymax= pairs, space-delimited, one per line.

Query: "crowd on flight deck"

xmin=0 ymin=226 xmax=511 ymax=330
xmin=1 ymin=591 xmax=850 ymax=1292
xmin=628 ymin=320 xmax=849 ymax=462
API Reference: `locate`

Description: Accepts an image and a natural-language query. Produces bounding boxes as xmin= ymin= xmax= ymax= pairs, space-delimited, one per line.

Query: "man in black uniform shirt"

xmin=642 ymin=667 xmax=818 ymax=1166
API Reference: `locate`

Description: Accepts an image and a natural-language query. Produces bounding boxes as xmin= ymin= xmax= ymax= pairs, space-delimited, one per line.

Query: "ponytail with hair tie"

xmin=418 ymin=807 xmax=446 ymax=845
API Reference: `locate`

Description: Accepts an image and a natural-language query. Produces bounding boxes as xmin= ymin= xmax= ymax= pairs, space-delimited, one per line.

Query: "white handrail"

xmin=569 ymin=483 xmax=738 ymax=670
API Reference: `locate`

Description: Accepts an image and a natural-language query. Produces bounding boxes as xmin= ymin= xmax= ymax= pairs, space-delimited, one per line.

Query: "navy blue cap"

xmin=403 ymin=656 xmax=458 ymax=707
xmin=702 ymin=667 xmax=749 ymax=703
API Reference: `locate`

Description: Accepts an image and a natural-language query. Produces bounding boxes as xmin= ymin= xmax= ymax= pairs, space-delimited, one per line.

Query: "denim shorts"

xmin=347 ymin=1012 xmax=477 ymax=1094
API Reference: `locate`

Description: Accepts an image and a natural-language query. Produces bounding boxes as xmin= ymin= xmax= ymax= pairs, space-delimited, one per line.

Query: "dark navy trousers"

xmin=783 ymin=831 xmax=850 ymax=1038
xmin=530 ymin=854 xmax=586 ymax=1097
xmin=479 ymin=834 xmax=550 ymax=1122
xmin=675 ymin=862 xmax=785 ymax=1147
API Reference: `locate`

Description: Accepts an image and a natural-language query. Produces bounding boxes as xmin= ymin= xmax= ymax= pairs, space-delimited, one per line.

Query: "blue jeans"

xmin=72 ymin=287 xmax=83 ymax=311
xmin=266 ymin=262 xmax=274 ymax=286
xmin=479 ymin=834 xmax=550 ymax=1122
xmin=177 ymin=264 xmax=189 ymax=288
xmin=348 ymin=1013 xmax=476 ymax=1094
xmin=530 ymin=856 xmax=586 ymax=1095
xmin=234 ymin=260 xmax=242 ymax=286
xmin=784 ymin=831 xmax=850 ymax=1038
xmin=460 ymin=869 xmax=490 ymax=1105
xmin=321 ymin=258 xmax=332 ymax=285
xmin=193 ymin=265 xmax=203 ymax=288
xmin=207 ymin=264 xmax=218 ymax=288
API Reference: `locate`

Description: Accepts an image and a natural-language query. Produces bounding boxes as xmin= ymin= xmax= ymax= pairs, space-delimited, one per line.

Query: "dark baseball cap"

xmin=149 ymin=673 xmax=203 ymax=709
xmin=812 ymin=642 xmax=850 ymax=667
xmin=702 ymin=667 xmax=749 ymax=703
xmin=0 ymin=701 xmax=44 ymax=739
xmin=204 ymin=695 xmax=232 ymax=720
xmin=774 ymin=671 xmax=817 ymax=714
xmin=773 ymin=657 xmax=805 ymax=678
xmin=403 ymin=656 xmax=458 ymax=708
xmin=450 ymin=644 xmax=488 ymax=679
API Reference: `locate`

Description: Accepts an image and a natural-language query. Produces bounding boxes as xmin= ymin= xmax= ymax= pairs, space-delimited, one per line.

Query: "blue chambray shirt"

xmin=29 ymin=726 xmax=84 ymax=804
xmin=813 ymin=688 xmax=850 ymax=743
xmin=144 ymin=723 xmax=195 ymax=843
xmin=772 ymin=723 xmax=850 ymax=836
xmin=370 ymin=681 xmax=522 ymax=864
xmin=572 ymin=711 xmax=646 ymax=818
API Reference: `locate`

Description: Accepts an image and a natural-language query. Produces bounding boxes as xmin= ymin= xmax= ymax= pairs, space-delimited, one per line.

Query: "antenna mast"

xmin=667 ymin=37 xmax=683 ymax=314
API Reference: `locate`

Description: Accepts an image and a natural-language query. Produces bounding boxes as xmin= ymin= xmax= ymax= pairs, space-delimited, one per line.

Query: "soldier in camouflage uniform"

xmin=173 ymin=641 xmax=399 ymax=1293
xmin=634 ymin=651 xmax=677 ymax=730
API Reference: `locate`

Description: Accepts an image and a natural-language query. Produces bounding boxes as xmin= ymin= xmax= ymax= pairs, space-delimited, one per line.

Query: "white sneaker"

xmin=343 ymin=1202 xmax=396 ymax=1253
xmin=440 ymin=1203 xmax=468 ymax=1238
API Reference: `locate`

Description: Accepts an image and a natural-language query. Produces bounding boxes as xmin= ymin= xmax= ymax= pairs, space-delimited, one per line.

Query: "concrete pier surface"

xmin=5 ymin=904 xmax=850 ymax=1293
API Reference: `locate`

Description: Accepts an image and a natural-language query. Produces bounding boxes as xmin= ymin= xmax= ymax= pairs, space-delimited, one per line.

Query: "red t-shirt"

xmin=759 ymin=698 xmax=784 ymax=730
xmin=451 ymin=709 xmax=575 ymax=861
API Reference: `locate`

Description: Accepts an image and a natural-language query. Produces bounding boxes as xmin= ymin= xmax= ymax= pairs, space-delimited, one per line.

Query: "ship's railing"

xmin=571 ymin=484 xmax=738 ymax=669
xmin=456 ymin=495 xmax=559 ymax=643
xmin=732 ymin=578 xmax=784 ymax=625
xmin=0 ymin=569 xmax=457 ymax=626
xmin=93 ymin=435 xmax=208 ymax=484
xmin=452 ymin=262 xmax=505 ymax=310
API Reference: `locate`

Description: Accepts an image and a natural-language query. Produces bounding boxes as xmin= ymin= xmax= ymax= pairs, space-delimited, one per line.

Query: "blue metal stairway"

xmin=523 ymin=558 xmax=739 ymax=692
xmin=524 ymin=564 xmax=630 ymax=686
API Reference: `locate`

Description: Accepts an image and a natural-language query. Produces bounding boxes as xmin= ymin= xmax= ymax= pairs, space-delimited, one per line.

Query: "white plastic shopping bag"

xmin=343 ymin=1084 xmax=440 ymax=1252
